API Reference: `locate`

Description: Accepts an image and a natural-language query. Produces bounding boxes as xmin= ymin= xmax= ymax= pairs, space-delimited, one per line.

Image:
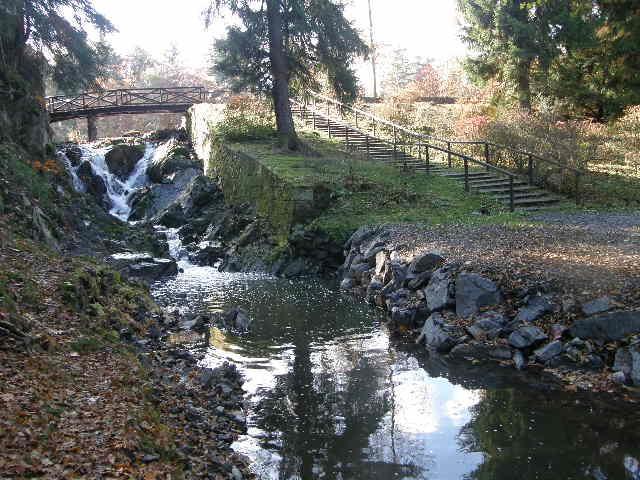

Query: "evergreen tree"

xmin=0 ymin=0 xmax=114 ymax=92
xmin=206 ymin=0 xmax=368 ymax=150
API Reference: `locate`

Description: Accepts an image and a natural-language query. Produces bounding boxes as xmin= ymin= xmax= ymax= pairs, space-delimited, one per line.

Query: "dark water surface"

xmin=152 ymin=263 xmax=640 ymax=480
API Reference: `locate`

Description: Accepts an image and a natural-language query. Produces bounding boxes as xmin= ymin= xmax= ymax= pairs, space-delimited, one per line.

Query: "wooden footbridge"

xmin=45 ymin=86 xmax=221 ymax=139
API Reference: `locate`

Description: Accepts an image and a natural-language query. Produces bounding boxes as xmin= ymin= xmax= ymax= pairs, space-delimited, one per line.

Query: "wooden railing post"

xmin=528 ymin=154 xmax=534 ymax=185
xmin=425 ymin=145 xmax=430 ymax=172
xmin=345 ymin=126 xmax=350 ymax=148
xmin=447 ymin=142 xmax=452 ymax=168
xmin=366 ymin=134 xmax=370 ymax=160
xmin=575 ymin=171 xmax=582 ymax=205
xmin=328 ymin=119 xmax=332 ymax=138
xmin=509 ymin=176 xmax=515 ymax=212
xmin=484 ymin=143 xmax=490 ymax=171
xmin=464 ymin=157 xmax=469 ymax=192
xmin=393 ymin=126 xmax=397 ymax=161
xmin=355 ymin=111 xmax=359 ymax=129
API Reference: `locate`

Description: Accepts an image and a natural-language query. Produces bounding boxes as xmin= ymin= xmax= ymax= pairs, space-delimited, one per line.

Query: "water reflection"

xmin=152 ymin=267 xmax=640 ymax=480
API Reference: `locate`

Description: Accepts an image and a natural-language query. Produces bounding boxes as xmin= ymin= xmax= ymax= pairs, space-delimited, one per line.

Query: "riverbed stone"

xmin=417 ymin=312 xmax=457 ymax=353
xmin=223 ymin=307 xmax=252 ymax=333
xmin=455 ymin=273 xmax=502 ymax=318
xmin=514 ymin=295 xmax=554 ymax=323
xmin=105 ymin=144 xmax=144 ymax=180
xmin=409 ymin=251 xmax=445 ymax=274
xmin=534 ymin=340 xmax=563 ymax=363
xmin=423 ymin=266 xmax=455 ymax=312
xmin=508 ymin=326 xmax=547 ymax=350
xmin=490 ymin=346 xmax=513 ymax=360
xmin=126 ymin=258 xmax=178 ymax=283
xmin=513 ymin=350 xmax=527 ymax=370
xmin=570 ymin=311 xmax=640 ymax=342
xmin=581 ymin=296 xmax=613 ymax=316
xmin=391 ymin=306 xmax=415 ymax=327
xmin=613 ymin=344 xmax=640 ymax=386
xmin=340 ymin=277 xmax=354 ymax=290
xmin=406 ymin=270 xmax=432 ymax=290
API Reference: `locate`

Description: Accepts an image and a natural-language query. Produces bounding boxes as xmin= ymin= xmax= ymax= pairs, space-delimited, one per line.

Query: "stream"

xmin=64 ymin=140 xmax=640 ymax=480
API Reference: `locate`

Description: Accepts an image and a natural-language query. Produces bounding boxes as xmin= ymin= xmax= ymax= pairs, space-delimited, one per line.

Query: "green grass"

xmin=229 ymin=131 xmax=522 ymax=242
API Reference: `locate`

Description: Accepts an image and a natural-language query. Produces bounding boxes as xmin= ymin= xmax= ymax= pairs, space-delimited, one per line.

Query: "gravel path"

xmin=385 ymin=211 xmax=640 ymax=308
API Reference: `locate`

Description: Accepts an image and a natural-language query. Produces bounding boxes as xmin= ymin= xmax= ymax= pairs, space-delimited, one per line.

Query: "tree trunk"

xmin=266 ymin=0 xmax=299 ymax=150
xmin=368 ymin=0 xmax=377 ymax=98
xmin=516 ymin=59 xmax=532 ymax=112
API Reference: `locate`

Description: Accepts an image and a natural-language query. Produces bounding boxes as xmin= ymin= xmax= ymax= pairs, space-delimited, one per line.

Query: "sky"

xmin=93 ymin=0 xmax=468 ymax=95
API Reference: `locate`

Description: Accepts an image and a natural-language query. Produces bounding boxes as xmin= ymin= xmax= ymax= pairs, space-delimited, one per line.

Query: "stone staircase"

xmin=291 ymin=101 xmax=564 ymax=210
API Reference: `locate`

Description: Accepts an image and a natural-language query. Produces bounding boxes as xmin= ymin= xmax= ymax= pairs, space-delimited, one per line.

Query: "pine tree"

xmin=206 ymin=0 xmax=368 ymax=150
xmin=0 ymin=0 xmax=114 ymax=92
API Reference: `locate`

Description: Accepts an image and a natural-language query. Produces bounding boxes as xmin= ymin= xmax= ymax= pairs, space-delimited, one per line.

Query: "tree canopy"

xmin=207 ymin=0 xmax=368 ymax=149
xmin=457 ymin=0 xmax=640 ymax=119
xmin=0 ymin=0 xmax=114 ymax=92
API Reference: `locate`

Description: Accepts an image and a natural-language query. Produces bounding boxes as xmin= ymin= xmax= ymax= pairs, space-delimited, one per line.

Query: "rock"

xmin=508 ymin=326 xmax=547 ymax=350
xmin=406 ymin=270 xmax=432 ymax=290
xmin=581 ymin=296 xmax=613 ymax=316
xmin=570 ymin=311 xmax=640 ymax=342
xmin=374 ymin=250 xmax=388 ymax=276
xmin=513 ymin=350 xmax=527 ymax=370
xmin=391 ymin=306 xmax=415 ymax=326
xmin=362 ymin=241 xmax=386 ymax=264
xmin=340 ymin=278 xmax=354 ymax=290
xmin=455 ymin=273 xmax=502 ymax=318
xmin=105 ymin=144 xmax=144 ymax=180
xmin=416 ymin=313 xmax=457 ymax=353
xmin=449 ymin=342 xmax=490 ymax=360
xmin=550 ymin=323 xmax=568 ymax=340
xmin=533 ymin=340 xmax=563 ymax=363
xmin=466 ymin=324 xmax=489 ymax=341
xmin=348 ymin=262 xmax=370 ymax=282
xmin=31 ymin=206 xmax=60 ymax=251
xmin=611 ymin=371 xmax=627 ymax=385
xmin=126 ymin=258 xmax=178 ymax=283
xmin=142 ymin=454 xmax=160 ymax=463
xmin=231 ymin=466 xmax=243 ymax=480
xmin=489 ymin=346 xmax=513 ymax=360
xmin=76 ymin=161 xmax=108 ymax=207
xmin=365 ymin=279 xmax=384 ymax=301
xmin=147 ymin=140 xmax=199 ymax=183
xmin=64 ymin=144 xmax=83 ymax=166
xmin=423 ymin=266 xmax=455 ymax=312
xmin=408 ymin=252 xmax=445 ymax=274
xmin=613 ymin=344 xmax=640 ymax=386
xmin=282 ymin=258 xmax=308 ymax=278
xmin=514 ymin=295 xmax=554 ymax=323
xmin=223 ymin=307 xmax=252 ymax=333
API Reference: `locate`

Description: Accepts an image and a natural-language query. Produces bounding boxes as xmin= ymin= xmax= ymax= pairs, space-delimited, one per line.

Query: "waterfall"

xmin=59 ymin=141 xmax=170 ymax=222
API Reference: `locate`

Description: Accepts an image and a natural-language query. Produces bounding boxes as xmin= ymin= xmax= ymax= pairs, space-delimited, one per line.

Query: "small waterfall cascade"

xmin=59 ymin=140 xmax=173 ymax=221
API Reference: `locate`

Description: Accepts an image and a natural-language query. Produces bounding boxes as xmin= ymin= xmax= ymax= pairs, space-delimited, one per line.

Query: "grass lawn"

xmin=229 ymin=131 xmax=524 ymax=242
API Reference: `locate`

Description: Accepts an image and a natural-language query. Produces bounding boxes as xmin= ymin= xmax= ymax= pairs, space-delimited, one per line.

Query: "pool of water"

xmin=152 ymin=264 xmax=640 ymax=480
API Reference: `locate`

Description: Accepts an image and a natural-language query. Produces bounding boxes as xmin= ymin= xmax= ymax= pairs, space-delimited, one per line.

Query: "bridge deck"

xmin=46 ymin=86 xmax=220 ymax=122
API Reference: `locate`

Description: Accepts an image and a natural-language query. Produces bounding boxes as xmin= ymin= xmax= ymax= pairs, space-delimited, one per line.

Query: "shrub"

xmin=216 ymin=94 xmax=276 ymax=141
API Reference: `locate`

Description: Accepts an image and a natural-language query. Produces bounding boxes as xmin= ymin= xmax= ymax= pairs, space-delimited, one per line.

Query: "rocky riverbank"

xmin=339 ymin=224 xmax=640 ymax=398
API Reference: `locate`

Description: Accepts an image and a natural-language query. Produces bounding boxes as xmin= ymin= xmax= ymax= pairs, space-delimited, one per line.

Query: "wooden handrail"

xmin=305 ymin=90 xmax=586 ymax=203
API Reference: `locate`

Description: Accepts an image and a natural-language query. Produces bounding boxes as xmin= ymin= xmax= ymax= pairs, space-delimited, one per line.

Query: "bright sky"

xmin=93 ymin=0 xmax=467 ymax=94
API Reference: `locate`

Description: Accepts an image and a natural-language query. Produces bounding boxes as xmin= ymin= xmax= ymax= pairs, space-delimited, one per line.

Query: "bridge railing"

xmin=46 ymin=86 xmax=219 ymax=115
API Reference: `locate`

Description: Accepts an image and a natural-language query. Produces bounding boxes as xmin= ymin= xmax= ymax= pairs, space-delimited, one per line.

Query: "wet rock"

xmin=374 ymin=250 xmax=389 ymax=276
xmin=449 ymin=341 xmax=490 ymax=360
xmin=611 ymin=371 xmax=627 ymax=385
xmin=348 ymin=262 xmax=370 ymax=282
xmin=489 ymin=346 xmax=513 ymax=360
xmin=514 ymin=294 xmax=554 ymax=323
xmin=282 ymin=258 xmax=309 ymax=278
xmin=391 ymin=306 xmax=415 ymax=327
xmin=534 ymin=340 xmax=563 ymax=363
xmin=455 ymin=273 xmax=502 ymax=318
xmin=365 ymin=279 xmax=384 ymax=302
xmin=223 ymin=307 xmax=252 ymax=333
xmin=613 ymin=344 xmax=640 ymax=386
xmin=408 ymin=251 xmax=445 ymax=274
xmin=550 ymin=323 xmax=568 ymax=340
xmin=64 ymin=144 xmax=83 ymax=166
xmin=423 ymin=266 xmax=455 ymax=312
xmin=105 ymin=144 xmax=144 ymax=180
xmin=570 ymin=311 xmax=640 ymax=342
xmin=77 ymin=161 xmax=109 ymax=207
xmin=581 ymin=296 xmax=613 ymax=316
xmin=32 ymin=206 xmax=60 ymax=251
xmin=340 ymin=278 xmax=354 ymax=290
xmin=147 ymin=140 xmax=199 ymax=183
xmin=513 ymin=350 xmax=527 ymax=370
xmin=406 ymin=270 xmax=432 ymax=290
xmin=126 ymin=258 xmax=178 ymax=283
xmin=416 ymin=313 xmax=457 ymax=353
xmin=508 ymin=326 xmax=547 ymax=350
xmin=190 ymin=241 xmax=225 ymax=266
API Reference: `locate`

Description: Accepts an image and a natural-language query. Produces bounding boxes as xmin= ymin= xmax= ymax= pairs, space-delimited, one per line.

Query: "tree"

xmin=380 ymin=47 xmax=426 ymax=96
xmin=0 ymin=0 xmax=114 ymax=92
xmin=206 ymin=0 xmax=369 ymax=150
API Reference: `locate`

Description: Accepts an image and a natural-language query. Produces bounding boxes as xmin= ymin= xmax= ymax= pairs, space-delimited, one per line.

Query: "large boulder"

xmin=570 ymin=311 xmax=640 ymax=342
xmin=533 ymin=340 xmax=563 ymax=363
xmin=455 ymin=272 xmax=502 ymax=318
xmin=508 ymin=326 xmax=547 ymax=350
xmin=408 ymin=251 xmax=445 ymax=274
xmin=77 ymin=161 xmax=109 ymax=207
xmin=223 ymin=307 xmax=252 ymax=333
xmin=105 ymin=144 xmax=144 ymax=180
xmin=613 ymin=344 xmax=640 ymax=386
xmin=126 ymin=258 xmax=178 ymax=283
xmin=63 ymin=144 xmax=83 ymax=166
xmin=147 ymin=141 xmax=199 ymax=183
xmin=416 ymin=312 xmax=458 ymax=353
xmin=423 ymin=266 xmax=455 ymax=312
xmin=514 ymin=295 xmax=554 ymax=323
